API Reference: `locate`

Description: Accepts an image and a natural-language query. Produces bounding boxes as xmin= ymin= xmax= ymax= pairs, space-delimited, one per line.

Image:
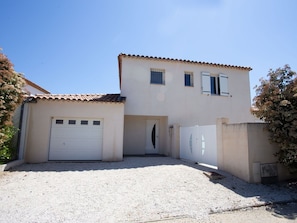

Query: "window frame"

xmin=68 ymin=120 xmax=76 ymax=125
xmin=55 ymin=119 xmax=64 ymax=124
xmin=201 ymin=72 xmax=229 ymax=96
xmin=93 ymin=120 xmax=101 ymax=126
xmin=80 ymin=120 xmax=88 ymax=125
xmin=150 ymin=69 xmax=165 ymax=85
xmin=184 ymin=72 xmax=194 ymax=87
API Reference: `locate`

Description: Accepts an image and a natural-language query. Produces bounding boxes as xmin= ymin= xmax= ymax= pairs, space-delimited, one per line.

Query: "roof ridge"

xmin=28 ymin=93 xmax=125 ymax=103
xmin=34 ymin=93 xmax=117 ymax=96
xmin=119 ymin=53 xmax=252 ymax=71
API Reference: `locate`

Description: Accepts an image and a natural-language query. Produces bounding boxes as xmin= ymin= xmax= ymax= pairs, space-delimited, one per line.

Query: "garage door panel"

xmin=49 ymin=150 xmax=100 ymax=160
xmin=51 ymin=130 xmax=102 ymax=139
xmin=49 ymin=118 xmax=103 ymax=161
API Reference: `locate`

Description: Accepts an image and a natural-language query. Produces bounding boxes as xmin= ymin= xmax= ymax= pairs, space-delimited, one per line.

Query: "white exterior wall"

xmin=13 ymin=81 xmax=49 ymax=156
xmin=217 ymin=120 xmax=297 ymax=183
xmin=24 ymin=100 xmax=124 ymax=163
xmin=120 ymin=57 xmax=254 ymax=126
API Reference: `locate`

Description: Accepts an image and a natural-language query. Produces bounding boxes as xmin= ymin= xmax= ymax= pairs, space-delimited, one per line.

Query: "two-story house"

xmin=20 ymin=53 xmax=254 ymax=163
xmin=118 ymin=54 xmax=254 ymax=157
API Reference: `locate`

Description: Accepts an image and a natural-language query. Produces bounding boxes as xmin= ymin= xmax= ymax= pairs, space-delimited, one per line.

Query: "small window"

xmin=68 ymin=120 xmax=76 ymax=125
xmin=150 ymin=69 xmax=164 ymax=85
xmin=185 ymin=72 xmax=193 ymax=87
xmin=210 ymin=76 xmax=217 ymax=94
xmin=81 ymin=120 xmax=88 ymax=125
xmin=56 ymin=119 xmax=63 ymax=124
xmin=93 ymin=121 xmax=100 ymax=125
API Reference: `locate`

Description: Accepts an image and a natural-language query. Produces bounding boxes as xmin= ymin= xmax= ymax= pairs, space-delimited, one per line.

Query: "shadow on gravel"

xmin=266 ymin=202 xmax=297 ymax=220
xmin=206 ymin=169 xmax=297 ymax=220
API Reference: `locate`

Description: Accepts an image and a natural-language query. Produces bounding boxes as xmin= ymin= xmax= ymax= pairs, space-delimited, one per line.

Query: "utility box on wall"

xmin=260 ymin=163 xmax=278 ymax=184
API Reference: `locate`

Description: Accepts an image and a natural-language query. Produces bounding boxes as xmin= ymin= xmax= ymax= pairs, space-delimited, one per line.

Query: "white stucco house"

xmin=118 ymin=54 xmax=254 ymax=157
xmin=20 ymin=53 xmax=254 ymax=163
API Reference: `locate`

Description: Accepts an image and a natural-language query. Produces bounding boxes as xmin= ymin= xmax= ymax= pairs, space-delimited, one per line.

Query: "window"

xmin=56 ymin=119 xmax=63 ymax=124
xmin=68 ymin=120 xmax=76 ymax=125
xmin=150 ymin=69 xmax=164 ymax=84
xmin=201 ymin=72 xmax=229 ymax=96
xmin=93 ymin=121 xmax=100 ymax=125
xmin=210 ymin=76 xmax=217 ymax=94
xmin=81 ymin=120 xmax=88 ymax=125
xmin=184 ymin=72 xmax=193 ymax=87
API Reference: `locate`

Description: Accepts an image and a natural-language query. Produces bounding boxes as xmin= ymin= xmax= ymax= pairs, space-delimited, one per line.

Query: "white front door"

xmin=145 ymin=120 xmax=159 ymax=154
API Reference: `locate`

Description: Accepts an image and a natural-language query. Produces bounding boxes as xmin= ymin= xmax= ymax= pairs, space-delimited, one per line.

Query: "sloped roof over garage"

xmin=27 ymin=94 xmax=126 ymax=103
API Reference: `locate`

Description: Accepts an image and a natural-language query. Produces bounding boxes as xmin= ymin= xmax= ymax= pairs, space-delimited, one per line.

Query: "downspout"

xmin=16 ymin=102 xmax=25 ymax=159
xmin=17 ymin=97 xmax=36 ymax=160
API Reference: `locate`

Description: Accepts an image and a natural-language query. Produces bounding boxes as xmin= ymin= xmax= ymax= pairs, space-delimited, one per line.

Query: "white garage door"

xmin=49 ymin=118 xmax=103 ymax=160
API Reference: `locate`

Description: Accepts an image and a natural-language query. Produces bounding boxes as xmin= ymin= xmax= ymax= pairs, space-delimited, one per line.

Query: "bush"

xmin=0 ymin=125 xmax=18 ymax=162
xmin=252 ymin=65 xmax=297 ymax=173
xmin=0 ymin=51 xmax=25 ymax=162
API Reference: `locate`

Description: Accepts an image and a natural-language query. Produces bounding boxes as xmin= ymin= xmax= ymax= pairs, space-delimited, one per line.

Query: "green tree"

xmin=252 ymin=65 xmax=297 ymax=173
xmin=0 ymin=51 xmax=25 ymax=161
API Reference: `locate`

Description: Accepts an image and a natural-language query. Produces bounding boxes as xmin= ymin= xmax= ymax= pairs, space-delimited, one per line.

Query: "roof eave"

xmin=118 ymin=53 xmax=252 ymax=71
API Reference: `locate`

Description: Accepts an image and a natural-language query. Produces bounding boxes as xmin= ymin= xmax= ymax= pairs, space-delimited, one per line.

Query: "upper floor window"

xmin=185 ymin=72 xmax=193 ymax=87
xmin=201 ymin=72 xmax=229 ymax=96
xmin=150 ymin=69 xmax=165 ymax=85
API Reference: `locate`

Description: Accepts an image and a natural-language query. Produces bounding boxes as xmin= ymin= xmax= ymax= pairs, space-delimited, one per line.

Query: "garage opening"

xmin=49 ymin=117 xmax=103 ymax=160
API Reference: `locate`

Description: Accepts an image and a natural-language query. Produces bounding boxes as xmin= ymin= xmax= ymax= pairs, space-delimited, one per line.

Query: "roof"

xmin=27 ymin=94 xmax=126 ymax=103
xmin=24 ymin=78 xmax=50 ymax=94
xmin=118 ymin=53 xmax=253 ymax=89
xmin=118 ymin=53 xmax=252 ymax=71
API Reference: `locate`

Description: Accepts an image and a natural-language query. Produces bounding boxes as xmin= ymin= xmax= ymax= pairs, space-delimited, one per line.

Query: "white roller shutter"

xmin=49 ymin=118 xmax=103 ymax=160
xmin=219 ymin=74 xmax=229 ymax=96
xmin=201 ymin=72 xmax=211 ymax=94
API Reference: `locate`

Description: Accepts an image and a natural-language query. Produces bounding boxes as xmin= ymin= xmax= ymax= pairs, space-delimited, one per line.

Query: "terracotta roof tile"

xmin=118 ymin=53 xmax=252 ymax=71
xmin=28 ymin=94 xmax=125 ymax=103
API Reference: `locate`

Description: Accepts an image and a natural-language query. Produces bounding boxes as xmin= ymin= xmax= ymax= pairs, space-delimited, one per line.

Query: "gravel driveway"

xmin=0 ymin=157 xmax=296 ymax=223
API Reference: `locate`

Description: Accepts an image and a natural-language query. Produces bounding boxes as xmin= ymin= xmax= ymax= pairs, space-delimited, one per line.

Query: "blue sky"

xmin=1 ymin=0 xmax=296 ymax=101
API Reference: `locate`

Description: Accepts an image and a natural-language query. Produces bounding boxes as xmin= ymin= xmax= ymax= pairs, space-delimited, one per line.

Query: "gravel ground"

xmin=207 ymin=202 xmax=297 ymax=223
xmin=0 ymin=157 xmax=296 ymax=223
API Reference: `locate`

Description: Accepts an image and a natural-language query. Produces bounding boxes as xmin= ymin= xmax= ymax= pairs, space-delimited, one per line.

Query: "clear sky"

xmin=1 ymin=0 xmax=296 ymax=101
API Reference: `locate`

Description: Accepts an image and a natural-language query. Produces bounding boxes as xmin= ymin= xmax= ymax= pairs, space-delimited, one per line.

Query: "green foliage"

xmin=252 ymin=65 xmax=297 ymax=173
xmin=0 ymin=51 xmax=25 ymax=161
xmin=0 ymin=125 xmax=18 ymax=161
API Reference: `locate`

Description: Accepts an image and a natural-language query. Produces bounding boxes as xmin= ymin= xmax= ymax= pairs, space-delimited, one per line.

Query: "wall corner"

xmin=216 ymin=118 xmax=228 ymax=170
xmin=170 ymin=124 xmax=180 ymax=159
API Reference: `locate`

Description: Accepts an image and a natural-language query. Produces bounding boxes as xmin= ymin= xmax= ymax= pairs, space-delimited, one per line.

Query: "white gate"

xmin=180 ymin=125 xmax=217 ymax=166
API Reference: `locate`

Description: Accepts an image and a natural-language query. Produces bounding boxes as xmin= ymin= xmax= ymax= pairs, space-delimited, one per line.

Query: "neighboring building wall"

xmin=23 ymin=78 xmax=50 ymax=95
xmin=217 ymin=119 xmax=297 ymax=183
xmin=23 ymin=100 xmax=124 ymax=163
